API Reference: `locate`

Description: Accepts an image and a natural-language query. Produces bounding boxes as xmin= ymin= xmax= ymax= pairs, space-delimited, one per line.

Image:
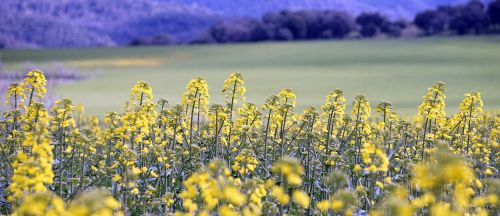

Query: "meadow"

xmin=2 ymin=36 xmax=500 ymax=115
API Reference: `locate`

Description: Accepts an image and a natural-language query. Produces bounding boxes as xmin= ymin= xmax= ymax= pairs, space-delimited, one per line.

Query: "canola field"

xmin=0 ymin=68 xmax=499 ymax=215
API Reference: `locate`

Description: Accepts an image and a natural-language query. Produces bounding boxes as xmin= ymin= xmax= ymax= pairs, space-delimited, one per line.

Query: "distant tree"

xmin=130 ymin=39 xmax=143 ymax=46
xmin=247 ymin=21 xmax=271 ymax=41
xmin=274 ymin=28 xmax=294 ymax=41
xmin=210 ymin=21 xmax=246 ymax=43
xmin=130 ymin=34 xmax=175 ymax=46
xmin=207 ymin=19 xmax=271 ymax=43
xmin=262 ymin=10 xmax=354 ymax=40
xmin=360 ymin=24 xmax=377 ymax=37
xmin=436 ymin=5 xmax=461 ymax=19
xmin=449 ymin=1 xmax=490 ymax=35
xmin=488 ymin=0 xmax=500 ymax=25
xmin=356 ymin=13 xmax=387 ymax=28
xmin=150 ymin=34 xmax=175 ymax=45
xmin=393 ymin=20 xmax=408 ymax=29
xmin=381 ymin=21 xmax=406 ymax=37
xmin=298 ymin=10 xmax=324 ymax=39
xmin=414 ymin=10 xmax=448 ymax=35
xmin=321 ymin=11 xmax=355 ymax=39
xmin=356 ymin=13 xmax=388 ymax=37
xmin=280 ymin=11 xmax=308 ymax=39
xmin=189 ymin=34 xmax=216 ymax=44
xmin=262 ymin=11 xmax=307 ymax=40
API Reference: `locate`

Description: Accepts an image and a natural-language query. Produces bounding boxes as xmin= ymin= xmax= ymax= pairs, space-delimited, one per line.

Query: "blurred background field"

xmin=2 ymin=36 xmax=500 ymax=115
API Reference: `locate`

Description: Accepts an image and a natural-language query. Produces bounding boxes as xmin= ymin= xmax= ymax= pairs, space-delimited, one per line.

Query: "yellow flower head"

xmin=6 ymin=82 xmax=27 ymax=109
xmin=271 ymin=157 xmax=304 ymax=186
xmin=222 ymin=73 xmax=246 ymax=107
xmin=292 ymin=190 xmax=310 ymax=208
xmin=130 ymin=81 xmax=153 ymax=105
xmin=22 ymin=70 xmax=47 ymax=105
xmin=182 ymin=77 xmax=209 ymax=115
xmin=418 ymin=81 xmax=446 ymax=120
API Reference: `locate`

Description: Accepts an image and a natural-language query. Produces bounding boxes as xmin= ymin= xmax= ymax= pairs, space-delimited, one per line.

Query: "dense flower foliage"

xmin=1 ymin=70 xmax=499 ymax=216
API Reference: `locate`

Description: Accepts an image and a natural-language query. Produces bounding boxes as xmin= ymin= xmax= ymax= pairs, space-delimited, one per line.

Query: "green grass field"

xmin=2 ymin=36 xmax=500 ymax=115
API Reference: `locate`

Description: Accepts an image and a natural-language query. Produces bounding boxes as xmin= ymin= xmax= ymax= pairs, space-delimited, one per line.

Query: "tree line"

xmin=132 ymin=0 xmax=500 ymax=45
